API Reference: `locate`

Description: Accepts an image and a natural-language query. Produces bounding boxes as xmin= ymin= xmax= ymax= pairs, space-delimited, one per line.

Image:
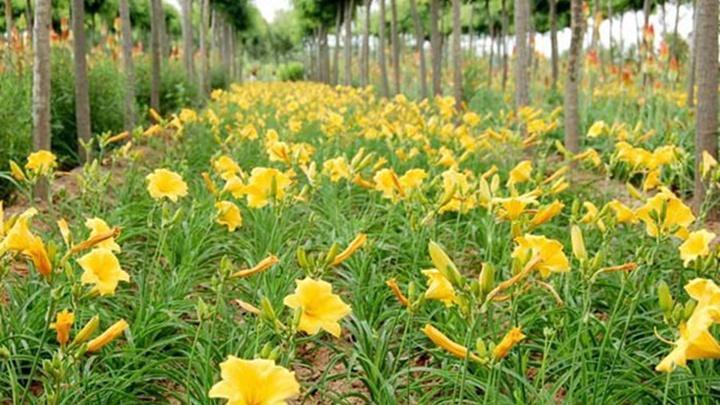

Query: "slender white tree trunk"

xmin=119 ymin=0 xmax=135 ymax=132
xmin=513 ymin=0 xmax=529 ymax=108
xmin=72 ymin=0 xmax=91 ymax=162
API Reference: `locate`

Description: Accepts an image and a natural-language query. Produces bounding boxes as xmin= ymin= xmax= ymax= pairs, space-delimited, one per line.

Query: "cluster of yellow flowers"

xmin=7 ymin=80 xmax=720 ymax=403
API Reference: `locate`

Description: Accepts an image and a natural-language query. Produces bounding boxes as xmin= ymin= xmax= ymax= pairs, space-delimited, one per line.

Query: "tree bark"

xmin=451 ymin=0 xmax=462 ymax=110
xmin=361 ymin=0 xmax=372 ymax=87
xmin=72 ymin=0 xmax=91 ymax=162
xmin=181 ymin=0 xmax=194 ymax=82
xmin=409 ymin=0 xmax=427 ymax=99
xmin=513 ymin=0 xmax=529 ymax=108
xmin=501 ymin=0 xmax=508 ymax=91
xmin=199 ymin=0 xmax=209 ymax=95
xmin=4 ymin=0 xmax=12 ymax=35
xmin=378 ymin=0 xmax=389 ymax=97
xmin=150 ymin=0 xmax=162 ymax=113
xmin=333 ymin=5 xmax=342 ymax=85
xmin=25 ymin=0 xmax=32 ymax=46
xmin=119 ymin=0 xmax=135 ymax=133
xmin=159 ymin=2 xmax=168 ymax=58
xmin=486 ymin=0 xmax=493 ymax=87
xmin=344 ymin=0 xmax=353 ymax=86
xmin=390 ymin=0 xmax=400 ymax=94
xmin=564 ymin=0 xmax=583 ymax=154
xmin=693 ymin=0 xmax=718 ymax=206
xmin=550 ymin=0 xmax=558 ymax=89
xmin=430 ymin=0 xmax=442 ymax=96
xmin=32 ymin=0 xmax=51 ymax=195
xmin=687 ymin=0 xmax=698 ymax=107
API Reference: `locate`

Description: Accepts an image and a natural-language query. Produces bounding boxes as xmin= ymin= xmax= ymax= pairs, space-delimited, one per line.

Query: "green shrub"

xmin=0 ymin=69 xmax=32 ymax=199
xmin=277 ymin=62 xmax=304 ymax=82
xmin=135 ymin=56 xmax=199 ymax=116
xmin=49 ymin=47 xmax=128 ymax=166
xmin=210 ymin=65 xmax=229 ymax=91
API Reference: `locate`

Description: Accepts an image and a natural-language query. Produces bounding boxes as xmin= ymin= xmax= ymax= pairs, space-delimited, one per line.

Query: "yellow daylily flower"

xmin=701 ymin=151 xmax=718 ymax=178
xmin=322 ymin=157 xmax=351 ymax=182
xmin=85 ymin=218 xmax=121 ymax=252
xmin=283 ymin=278 xmax=351 ymax=337
xmin=213 ymin=155 xmax=242 ymax=180
xmin=215 ymin=201 xmax=243 ymax=232
xmin=656 ymin=279 xmax=720 ymax=372
xmin=512 ymin=234 xmax=570 ymax=278
xmin=25 ymin=150 xmax=57 ymax=176
xmin=635 ymin=190 xmax=695 ymax=237
xmin=0 ymin=208 xmax=52 ymax=277
xmin=243 ymin=167 xmax=292 ymax=208
xmin=421 ymin=269 xmax=457 ymax=306
xmin=507 ymin=160 xmax=533 ymax=186
xmin=209 ymin=357 xmax=300 ymax=405
xmin=679 ymin=229 xmax=716 ymax=267
xmin=77 ymin=248 xmax=130 ymax=296
xmin=146 ymin=168 xmax=189 ymax=202
xmin=606 ymin=200 xmax=637 ymax=224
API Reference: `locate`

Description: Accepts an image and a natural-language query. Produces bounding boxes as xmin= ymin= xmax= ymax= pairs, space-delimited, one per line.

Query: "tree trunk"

xmin=390 ymin=0 xmax=400 ymax=94
xmin=158 ymin=1 xmax=168 ymax=57
xmin=409 ymin=0 xmax=427 ymax=99
xmin=361 ymin=0 xmax=372 ymax=87
xmin=486 ymin=0 xmax=493 ymax=87
xmin=501 ymin=0 xmax=508 ymax=91
xmin=378 ymin=0 xmax=389 ymax=97
xmin=181 ymin=0 xmax=194 ymax=82
xmin=4 ymin=0 xmax=12 ymax=34
xmin=693 ymin=0 xmax=718 ymax=206
xmin=32 ymin=0 xmax=51 ymax=197
xmin=344 ymin=0 xmax=353 ymax=86
xmin=550 ymin=0 xmax=558 ymax=89
xmin=72 ymin=0 xmax=91 ymax=162
xmin=608 ymin=0 xmax=614 ymax=65
xmin=25 ymin=0 xmax=32 ymax=46
xmin=333 ymin=5 xmax=342 ymax=84
xmin=430 ymin=0 xmax=441 ymax=96
xmin=119 ymin=0 xmax=135 ymax=133
xmin=150 ymin=0 xmax=162 ymax=113
xmin=319 ymin=26 xmax=330 ymax=83
xmin=451 ymin=0 xmax=462 ymax=110
xmin=687 ymin=0 xmax=698 ymax=107
xmin=468 ymin=3 xmax=475 ymax=58
xmin=564 ymin=0 xmax=583 ymax=154
xmin=199 ymin=0 xmax=209 ymax=95
xmin=513 ymin=0 xmax=529 ymax=108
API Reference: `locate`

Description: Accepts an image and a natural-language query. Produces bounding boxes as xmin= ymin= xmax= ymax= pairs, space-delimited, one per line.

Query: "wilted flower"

xmin=50 ymin=309 xmax=75 ymax=346
xmin=493 ymin=327 xmax=526 ymax=360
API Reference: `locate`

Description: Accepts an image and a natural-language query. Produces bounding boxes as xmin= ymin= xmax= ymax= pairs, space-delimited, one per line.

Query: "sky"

xmin=253 ymin=0 xmax=291 ymax=22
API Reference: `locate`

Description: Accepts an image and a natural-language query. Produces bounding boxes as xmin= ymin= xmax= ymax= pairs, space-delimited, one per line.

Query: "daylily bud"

xmin=479 ymin=263 xmax=495 ymax=294
xmin=657 ymin=281 xmax=673 ymax=315
xmin=72 ymin=315 xmax=100 ymax=346
xmin=571 ymin=225 xmax=587 ymax=261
